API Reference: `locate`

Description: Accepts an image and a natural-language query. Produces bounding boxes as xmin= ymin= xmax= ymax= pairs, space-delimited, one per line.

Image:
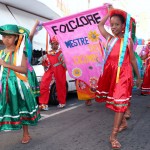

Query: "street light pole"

xmin=88 ymin=0 xmax=90 ymax=8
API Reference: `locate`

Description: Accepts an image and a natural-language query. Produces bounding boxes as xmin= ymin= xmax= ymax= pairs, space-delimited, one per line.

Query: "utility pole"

xmin=88 ymin=0 xmax=90 ymax=8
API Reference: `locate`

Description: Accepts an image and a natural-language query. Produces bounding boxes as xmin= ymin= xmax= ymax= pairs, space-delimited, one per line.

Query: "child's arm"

xmin=0 ymin=53 xmax=28 ymax=74
xmin=129 ymin=40 xmax=141 ymax=88
xmin=29 ymin=20 xmax=39 ymax=42
xmin=98 ymin=5 xmax=113 ymax=39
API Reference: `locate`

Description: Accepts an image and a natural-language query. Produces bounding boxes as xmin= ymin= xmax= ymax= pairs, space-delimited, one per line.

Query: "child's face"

xmin=147 ymin=42 xmax=150 ymax=48
xmin=110 ymin=16 xmax=125 ymax=36
xmin=51 ymin=42 xmax=59 ymax=50
xmin=2 ymin=34 xmax=17 ymax=47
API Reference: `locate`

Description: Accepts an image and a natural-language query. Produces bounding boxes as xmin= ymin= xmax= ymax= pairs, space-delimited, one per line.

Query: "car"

xmin=32 ymin=58 xmax=76 ymax=105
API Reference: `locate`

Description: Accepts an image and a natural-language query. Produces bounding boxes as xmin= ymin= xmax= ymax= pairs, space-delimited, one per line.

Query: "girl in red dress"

xmin=95 ymin=6 xmax=141 ymax=149
xmin=141 ymin=42 xmax=150 ymax=95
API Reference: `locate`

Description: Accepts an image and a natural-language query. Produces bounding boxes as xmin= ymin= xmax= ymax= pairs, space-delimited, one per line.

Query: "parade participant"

xmin=76 ymin=79 xmax=95 ymax=106
xmin=140 ymin=41 xmax=150 ymax=95
xmin=95 ymin=5 xmax=141 ymax=149
xmin=19 ymin=20 xmax=40 ymax=98
xmin=125 ymin=51 xmax=143 ymax=119
xmin=0 ymin=24 xmax=41 ymax=144
xmin=39 ymin=36 xmax=67 ymax=110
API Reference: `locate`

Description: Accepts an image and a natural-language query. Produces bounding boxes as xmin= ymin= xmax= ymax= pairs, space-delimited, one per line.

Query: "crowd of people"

xmin=0 ymin=4 xmax=150 ymax=150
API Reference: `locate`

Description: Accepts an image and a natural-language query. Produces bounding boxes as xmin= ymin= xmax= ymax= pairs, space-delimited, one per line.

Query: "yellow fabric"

xmin=13 ymin=35 xmax=28 ymax=82
xmin=46 ymin=32 xmax=49 ymax=53
xmin=15 ymin=72 xmax=27 ymax=82
xmin=13 ymin=35 xmax=23 ymax=65
xmin=5 ymin=52 xmax=10 ymax=61
xmin=0 ymin=50 xmax=3 ymax=56
xmin=0 ymin=50 xmax=11 ymax=61
xmin=116 ymin=38 xmax=124 ymax=83
xmin=0 ymin=51 xmax=10 ymax=78
xmin=76 ymin=80 xmax=95 ymax=100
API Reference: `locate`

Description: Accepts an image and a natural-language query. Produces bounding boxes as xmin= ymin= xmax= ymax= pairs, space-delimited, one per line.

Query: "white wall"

xmin=0 ymin=3 xmax=17 ymax=40
xmin=0 ymin=3 xmax=50 ymax=50
xmin=8 ymin=6 xmax=50 ymax=50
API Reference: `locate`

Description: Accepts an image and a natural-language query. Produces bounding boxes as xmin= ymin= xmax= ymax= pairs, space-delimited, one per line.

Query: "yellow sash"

xmin=116 ymin=38 xmax=124 ymax=83
xmin=13 ymin=35 xmax=28 ymax=82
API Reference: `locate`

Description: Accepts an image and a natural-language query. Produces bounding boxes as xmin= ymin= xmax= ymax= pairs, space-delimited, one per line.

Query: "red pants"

xmin=39 ymin=69 xmax=66 ymax=105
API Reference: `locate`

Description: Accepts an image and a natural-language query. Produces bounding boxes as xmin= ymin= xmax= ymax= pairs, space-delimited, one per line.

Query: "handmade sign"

xmin=43 ymin=6 xmax=108 ymax=89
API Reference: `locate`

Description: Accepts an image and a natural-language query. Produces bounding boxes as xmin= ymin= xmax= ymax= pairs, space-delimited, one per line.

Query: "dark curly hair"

xmin=110 ymin=14 xmax=125 ymax=24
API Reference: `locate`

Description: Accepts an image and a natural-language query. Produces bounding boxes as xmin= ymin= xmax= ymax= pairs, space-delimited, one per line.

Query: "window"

xmin=31 ymin=49 xmax=46 ymax=65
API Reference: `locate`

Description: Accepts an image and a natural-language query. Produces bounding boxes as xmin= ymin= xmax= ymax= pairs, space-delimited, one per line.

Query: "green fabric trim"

xmin=131 ymin=21 xmax=136 ymax=43
xmin=106 ymin=101 xmax=128 ymax=107
xmin=96 ymin=95 xmax=107 ymax=98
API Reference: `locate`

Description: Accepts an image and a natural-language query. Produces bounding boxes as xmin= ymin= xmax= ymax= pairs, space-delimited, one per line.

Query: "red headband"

xmin=110 ymin=9 xmax=135 ymax=24
xmin=110 ymin=9 xmax=126 ymax=20
xmin=50 ymin=36 xmax=59 ymax=44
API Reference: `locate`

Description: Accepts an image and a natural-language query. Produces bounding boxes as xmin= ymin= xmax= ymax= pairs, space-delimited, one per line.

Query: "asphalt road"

xmin=1 ymin=92 xmax=150 ymax=150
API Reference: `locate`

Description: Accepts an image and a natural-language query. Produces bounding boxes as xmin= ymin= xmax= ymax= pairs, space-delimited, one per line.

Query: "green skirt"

xmin=0 ymin=70 xmax=41 ymax=131
xmin=28 ymin=68 xmax=40 ymax=97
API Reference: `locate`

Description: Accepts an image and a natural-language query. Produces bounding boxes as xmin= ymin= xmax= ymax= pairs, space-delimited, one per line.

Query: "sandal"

xmin=118 ymin=125 xmax=127 ymax=132
xmin=39 ymin=104 xmax=49 ymax=111
xmin=118 ymin=117 xmax=128 ymax=132
xmin=85 ymin=100 xmax=92 ymax=106
xmin=110 ymin=128 xmax=121 ymax=149
xmin=124 ymin=112 xmax=131 ymax=119
xmin=57 ymin=104 xmax=66 ymax=108
xmin=21 ymin=135 xmax=31 ymax=144
xmin=110 ymin=136 xmax=121 ymax=149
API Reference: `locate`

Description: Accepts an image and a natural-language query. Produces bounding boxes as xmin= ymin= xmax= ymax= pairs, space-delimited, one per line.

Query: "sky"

xmin=67 ymin=0 xmax=150 ymax=40
xmin=38 ymin=0 xmax=150 ymax=40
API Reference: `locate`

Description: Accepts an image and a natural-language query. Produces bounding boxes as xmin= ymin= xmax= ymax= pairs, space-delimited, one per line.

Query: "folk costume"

xmin=133 ymin=52 xmax=143 ymax=90
xmin=18 ymin=26 xmax=40 ymax=97
xmin=141 ymin=45 xmax=150 ymax=95
xmin=0 ymin=25 xmax=40 ymax=131
xmin=39 ymin=36 xmax=66 ymax=108
xmin=75 ymin=79 xmax=95 ymax=106
xmin=95 ymin=9 xmax=136 ymax=113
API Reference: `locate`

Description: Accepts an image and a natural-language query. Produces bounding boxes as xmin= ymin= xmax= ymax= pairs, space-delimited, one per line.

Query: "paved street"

xmin=0 ymin=92 xmax=150 ymax=150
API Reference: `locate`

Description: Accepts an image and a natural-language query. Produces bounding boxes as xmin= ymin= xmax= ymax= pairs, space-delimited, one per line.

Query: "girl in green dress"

xmin=0 ymin=24 xmax=41 ymax=144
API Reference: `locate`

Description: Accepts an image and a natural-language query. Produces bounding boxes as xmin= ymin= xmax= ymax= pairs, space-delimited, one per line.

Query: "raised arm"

xmin=29 ymin=20 xmax=39 ymax=42
xmin=98 ymin=5 xmax=113 ymax=39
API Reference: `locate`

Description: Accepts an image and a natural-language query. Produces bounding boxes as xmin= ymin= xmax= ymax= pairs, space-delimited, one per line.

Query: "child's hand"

xmin=136 ymin=78 xmax=142 ymax=89
xmin=0 ymin=59 xmax=6 ymax=66
xmin=104 ymin=3 xmax=113 ymax=14
xmin=108 ymin=5 xmax=113 ymax=14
